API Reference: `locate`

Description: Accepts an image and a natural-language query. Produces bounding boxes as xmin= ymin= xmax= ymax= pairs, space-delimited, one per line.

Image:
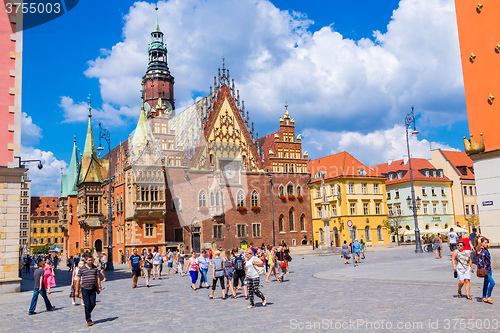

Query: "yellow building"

xmin=30 ymin=197 xmax=64 ymax=252
xmin=309 ymin=152 xmax=391 ymax=248
xmin=430 ymin=149 xmax=479 ymax=229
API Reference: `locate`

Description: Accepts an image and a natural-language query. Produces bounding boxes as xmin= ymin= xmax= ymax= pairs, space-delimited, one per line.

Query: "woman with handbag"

xmin=476 ymin=235 xmax=495 ymax=304
xmin=452 ymin=241 xmax=474 ymax=299
xmin=282 ymin=242 xmax=290 ymax=273
xmin=277 ymin=246 xmax=287 ymax=282
xmin=244 ymin=248 xmax=266 ymax=309
xmin=265 ymin=246 xmax=280 ymax=282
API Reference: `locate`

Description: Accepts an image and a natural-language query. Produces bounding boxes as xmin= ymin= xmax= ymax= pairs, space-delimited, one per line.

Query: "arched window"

xmin=297 ymin=186 xmax=302 ymax=196
xmin=216 ymin=191 xmax=220 ymax=206
xmin=251 ymin=191 xmax=259 ymax=207
xmin=405 ymin=225 xmax=410 ymax=230
xmin=210 ymin=192 xmax=215 ymax=206
xmin=287 ymin=183 xmax=294 ymax=196
xmin=319 ymin=228 xmax=324 ymax=243
xmin=47 ymin=211 xmax=52 ymax=216
xmin=377 ymin=226 xmax=383 ymax=241
xmin=237 ymin=190 xmax=245 ymax=207
xmin=425 ymin=224 xmax=430 ymax=230
xmin=365 ymin=226 xmax=371 ymax=241
xmin=300 ymin=215 xmax=306 ymax=231
xmin=278 ymin=185 xmax=284 ymax=197
xmin=198 ymin=190 xmax=206 ymax=208
xmin=289 ymin=209 xmax=295 ymax=231
xmin=279 ymin=215 xmax=284 ymax=233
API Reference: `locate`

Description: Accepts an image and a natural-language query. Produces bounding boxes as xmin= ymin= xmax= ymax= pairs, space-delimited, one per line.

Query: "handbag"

xmin=254 ymin=264 xmax=265 ymax=276
xmin=453 ymin=270 xmax=457 ymax=279
xmin=477 ymin=268 xmax=488 ymax=278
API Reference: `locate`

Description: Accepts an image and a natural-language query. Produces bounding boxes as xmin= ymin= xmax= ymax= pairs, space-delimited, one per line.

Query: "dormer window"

xmin=432 ymin=170 xmax=436 ymax=177
xmin=397 ymin=171 xmax=403 ymax=179
xmin=439 ymin=171 xmax=443 ymax=177
xmin=388 ymin=174 xmax=394 ymax=181
xmin=357 ymin=169 xmax=367 ymax=176
xmin=425 ymin=170 xmax=430 ymax=177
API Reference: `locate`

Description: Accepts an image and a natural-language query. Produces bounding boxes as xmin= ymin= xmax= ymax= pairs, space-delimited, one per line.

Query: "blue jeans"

xmin=29 ymin=287 xmax=52 ymax=313
xmin=483 ymin=271 xmax=495 ymax=298
xmin=200 ymin=269 xmax=208 ymax=284
xmin=81 ymin=288 xmax=97 ymax=323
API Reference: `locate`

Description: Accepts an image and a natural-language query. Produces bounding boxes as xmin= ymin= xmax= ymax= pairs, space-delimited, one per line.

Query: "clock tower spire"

xmin=142 ymin=6 xmax=175 ymax=118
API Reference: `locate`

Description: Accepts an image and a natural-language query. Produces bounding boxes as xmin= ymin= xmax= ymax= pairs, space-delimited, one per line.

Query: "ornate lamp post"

xmin=268 ymin=175 xmax=275 ymax=246
xmin=91 ymin=228 xmax=95 ymax=255
xmin=226 ymin=224 xmax=230 ymax=250
xmin=97 ymin=123 xmax=114 ymax=271
xmin=405 ymin=106 xmax=423 ymax=253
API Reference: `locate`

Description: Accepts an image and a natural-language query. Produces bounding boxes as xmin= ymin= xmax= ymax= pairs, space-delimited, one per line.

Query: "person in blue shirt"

xmin=352 ymin=239 xmax=361 ymax=263
xmin=128 ymin=248 xmax=142 ymax=288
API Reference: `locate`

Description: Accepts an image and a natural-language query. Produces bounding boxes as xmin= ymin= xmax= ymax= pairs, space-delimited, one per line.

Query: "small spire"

xmin=74 ymin=134 xmax=76 ymax=143
xmin=222 ymin=56 xmax=225 ymax=70
xmin=87 ymin=95 xmax=92 ymax=117
xmin=154 ymin=6 xmax=160 ymax=32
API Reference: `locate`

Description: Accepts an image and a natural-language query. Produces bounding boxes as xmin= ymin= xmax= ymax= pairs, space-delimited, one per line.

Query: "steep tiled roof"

xmin=440 ymin=150 xmax=475 ymax=180
xmin=257 ymin=131 xmax=278 ymax=168
xmin=371 ymin=158 xmax=451 ymax=185
xmin=31 ymin=197 xmax=59 ymax=217
xmin=169 ymin=92 xmax=214 ymax=150
xmin=309 ymin=151 xmax=383 ymax=183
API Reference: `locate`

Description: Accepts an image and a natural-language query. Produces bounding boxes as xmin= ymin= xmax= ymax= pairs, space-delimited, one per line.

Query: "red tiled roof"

xmin=31 ymin=197 xmax=59 ymax=217
xmin=309 ymin=151 xmax=383 ymax=183
xmin=440 ymin=150 xmax=475 ymax=180
xmin=371 ymin=158 xmax=451 ymax=185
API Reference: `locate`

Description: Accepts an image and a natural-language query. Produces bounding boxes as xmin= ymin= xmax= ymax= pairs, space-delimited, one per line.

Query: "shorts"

xmin=457 ymin=268 xmax=471 ymax=281
xmin=100 ymin=264 xmax=107 ymax=270
xmin=132 ymin=268 xmax=141 ymax=277
xmin=168 ymin=262 xmax=173 ymax=268
xmin=353 ymin=250 xmax=360 ymax=256
xmin=450 ymin=243 xmax=458 ymax=252
xmin=233 ymin=269 xmax=246 ymax=287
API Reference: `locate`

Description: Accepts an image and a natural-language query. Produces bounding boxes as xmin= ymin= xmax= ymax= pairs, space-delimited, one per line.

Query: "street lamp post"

xmin=405 ymin=106 xmax=423 ymax=253
xmin=226 ymin=224 xmax=230 ymax=250
xmin=97 ymin=123 xmax=114 ymax=271
xmin=268 ymin=175 xmax=275 ymax=246
xmin=91 ymin=228 xmax=95 ymax=255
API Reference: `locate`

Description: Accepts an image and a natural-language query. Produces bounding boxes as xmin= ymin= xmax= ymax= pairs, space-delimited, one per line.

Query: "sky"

xmin=19 ymin=0 xmax=468 ymax=196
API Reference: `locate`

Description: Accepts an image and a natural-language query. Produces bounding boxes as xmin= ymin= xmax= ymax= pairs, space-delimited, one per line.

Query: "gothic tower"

xmin=142 ymin=7 xmax=175 ymax=118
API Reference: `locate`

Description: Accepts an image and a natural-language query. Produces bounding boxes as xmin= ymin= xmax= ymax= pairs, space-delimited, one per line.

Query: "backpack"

xmin=234 ymin=254 xmax=244 ymax=271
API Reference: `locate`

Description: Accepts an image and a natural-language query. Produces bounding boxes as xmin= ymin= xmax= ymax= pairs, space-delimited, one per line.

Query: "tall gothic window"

xmin=300 ymin=215 xmax=306 ymax=231
xmin=141 ymin=186 xmax=149 ymax=201
xmin=199 ymin=190 xmax=207 ymax=208
xmin=279 ymin=215 xmax=284 ymax=233
xmin=278 ymin=185 xmax=284 ymax=197
xmin=287 ymin=183 xmax=294 ymax=196
xmin=251 ymin=191 xmax=259 ymax=207
xmin=289 ymin=209 xmax=295 ymax=231
xmin=237 ymin=190 xmax=245 ymax=207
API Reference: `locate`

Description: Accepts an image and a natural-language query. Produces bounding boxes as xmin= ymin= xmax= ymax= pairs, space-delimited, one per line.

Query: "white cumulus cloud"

xmin=21 ymin=112 xmax=43 ymax=145
xmin=21 ymin=146 xmax=67 ymax=197
xmin=303 ymin=125 xmax=460 ymax=166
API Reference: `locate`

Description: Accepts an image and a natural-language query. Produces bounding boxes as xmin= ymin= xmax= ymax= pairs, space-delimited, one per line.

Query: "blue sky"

xmin=21 ymin=0 xmax=468 ymax=196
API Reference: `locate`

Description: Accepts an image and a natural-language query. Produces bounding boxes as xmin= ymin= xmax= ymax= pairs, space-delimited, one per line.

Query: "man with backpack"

xmin=231 ymin=248 xmax=248 ymax=299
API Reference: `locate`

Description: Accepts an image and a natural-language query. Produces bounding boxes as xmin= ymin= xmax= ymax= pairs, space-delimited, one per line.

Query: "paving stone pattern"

xmin=0 ymin=246 xmax=498 ymax=332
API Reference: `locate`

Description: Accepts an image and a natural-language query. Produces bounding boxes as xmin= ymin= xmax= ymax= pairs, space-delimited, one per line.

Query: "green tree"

xmin=382 ymin=215 xmax=405 ymax=245
xmin=32 ymin=244 xmax=50 ymax=255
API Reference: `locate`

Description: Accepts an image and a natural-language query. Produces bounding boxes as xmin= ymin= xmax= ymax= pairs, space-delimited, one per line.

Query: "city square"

xmin=1 ymin=246 xmax=498 ymax=332
xmin=1 ymin=1 xmax=499 ymax=332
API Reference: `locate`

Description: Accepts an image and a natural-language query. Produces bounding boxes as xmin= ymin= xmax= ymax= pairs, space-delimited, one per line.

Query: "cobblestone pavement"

xmin=1 ymin=246 xmax=498 ymax=332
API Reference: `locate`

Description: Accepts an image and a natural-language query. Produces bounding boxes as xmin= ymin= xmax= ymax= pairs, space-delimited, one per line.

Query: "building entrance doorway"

xmin=95 ymin=239 xmax=103 ymax=253
xmin=192 ymin=234 xmax=200 ymax=253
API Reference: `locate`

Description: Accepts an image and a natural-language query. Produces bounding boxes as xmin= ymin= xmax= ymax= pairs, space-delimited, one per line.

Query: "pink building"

xmin=0 ymin=2 xmax=24 ymax=293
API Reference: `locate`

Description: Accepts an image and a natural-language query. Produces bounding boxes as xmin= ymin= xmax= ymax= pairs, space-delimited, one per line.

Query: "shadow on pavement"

xmin=93 ymin=317 xmax=118 ymax=325
xmin=21 ymin=265 xmax=137 ymax=292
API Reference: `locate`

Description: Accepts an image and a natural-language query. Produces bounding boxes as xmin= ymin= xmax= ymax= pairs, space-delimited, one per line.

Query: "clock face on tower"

xmin=220 ymin=160 xmax=240 ymax=184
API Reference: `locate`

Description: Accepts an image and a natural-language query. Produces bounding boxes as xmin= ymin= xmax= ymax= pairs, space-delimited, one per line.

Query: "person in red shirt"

xmin=209 ymin=249 xmax=213 ymax=260
xmin=460 ymin=235 xmax=473 ymax=251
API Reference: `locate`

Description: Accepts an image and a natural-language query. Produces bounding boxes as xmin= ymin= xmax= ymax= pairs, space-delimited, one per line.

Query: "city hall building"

xmin=59 ymin=11 xmax=312 ymax=262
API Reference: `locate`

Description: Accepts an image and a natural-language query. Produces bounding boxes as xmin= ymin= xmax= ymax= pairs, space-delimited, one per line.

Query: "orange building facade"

xmin=455 ymin=1 xmax=500 ymax=257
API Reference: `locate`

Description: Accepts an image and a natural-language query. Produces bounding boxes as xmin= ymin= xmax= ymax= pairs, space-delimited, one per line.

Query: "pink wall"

xmin=0 ymin=10 xmax=17 ymax=166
